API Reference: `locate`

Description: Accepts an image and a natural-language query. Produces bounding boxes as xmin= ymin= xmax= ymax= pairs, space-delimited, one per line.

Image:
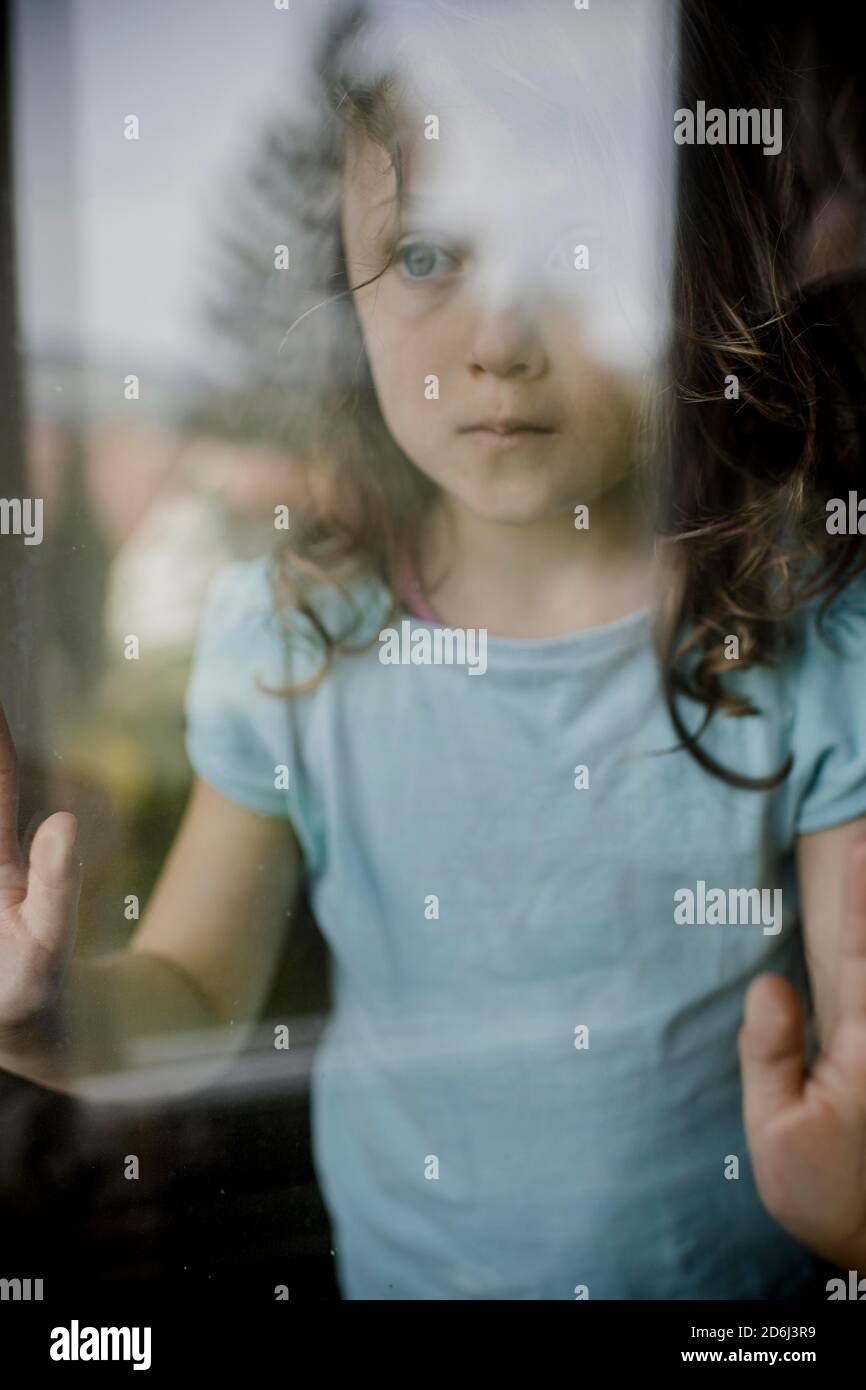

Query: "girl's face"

xmin=341 ymin=118 xmax=641 ymax=529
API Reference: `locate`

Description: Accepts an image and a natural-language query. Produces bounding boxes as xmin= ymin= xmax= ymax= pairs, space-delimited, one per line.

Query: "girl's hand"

xmin=738 ymin=839 xmax=866 ymax=1274
xmin=0 ymin=703 xmax=82 ymax=1031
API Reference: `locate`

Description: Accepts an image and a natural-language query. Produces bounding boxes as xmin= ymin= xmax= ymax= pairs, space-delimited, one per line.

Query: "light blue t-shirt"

xmin=184 ymin=550 xmax=866 ymax=1300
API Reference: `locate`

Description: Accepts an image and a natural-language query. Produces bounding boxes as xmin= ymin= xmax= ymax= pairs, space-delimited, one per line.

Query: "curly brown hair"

xmin=657 ymin=0 xmax=866 ymax=787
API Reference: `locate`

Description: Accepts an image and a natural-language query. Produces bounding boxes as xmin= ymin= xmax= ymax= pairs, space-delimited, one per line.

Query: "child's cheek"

xmin=373 ymin=313 xmax=443 ymax=411
xmin=376 ymin=345 xmax=453 ymax=480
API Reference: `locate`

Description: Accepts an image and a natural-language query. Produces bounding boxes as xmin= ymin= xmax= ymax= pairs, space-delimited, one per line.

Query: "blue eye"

xmin=397 ymin=241 xmax=459 ymax=280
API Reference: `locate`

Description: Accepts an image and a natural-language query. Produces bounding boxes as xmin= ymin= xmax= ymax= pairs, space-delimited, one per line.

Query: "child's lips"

xmin=461 ymin=419 xmax=556 ymax=447
xmin=459 ymin=419 xmax=556 ymax=448
xmin=460 ymin=417 xmax=554 ymax=434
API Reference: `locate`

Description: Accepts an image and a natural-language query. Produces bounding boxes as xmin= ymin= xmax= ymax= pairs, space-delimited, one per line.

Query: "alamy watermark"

xmin=674 ymin=102 xmax=782 ymax=157
xmin=0 ymin=497 xmax=43 ymax=544
xmin=827 ymin=1270 xmax=866 ymax=1299
xmin=674 ymin=881 xmax=783 ymax=936
xmin=50 ymin=1320 xmax=152 ymax=1370
xmin=379 ymin=620 xmax=487 ymax=675
xmin=826 ymin=492 xmax=866 ymax=534
xmin=0 ymin=1275 xmax=43 ymax=1300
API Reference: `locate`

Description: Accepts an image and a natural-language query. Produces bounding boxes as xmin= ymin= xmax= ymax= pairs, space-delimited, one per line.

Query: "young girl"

xmin=3 ymin=0 xmax=866 ymax=1300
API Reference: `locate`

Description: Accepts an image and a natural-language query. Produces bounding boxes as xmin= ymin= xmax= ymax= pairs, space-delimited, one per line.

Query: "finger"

xmin=835 ymin=838 xmax=866 ymax=1024
xmin=739 ymin=973 xmax=806 ymax=1133
xmin=22 ymin=812 xmax=81 ymax=956
xmin=0 ymin=703 xmax=22 ymax=870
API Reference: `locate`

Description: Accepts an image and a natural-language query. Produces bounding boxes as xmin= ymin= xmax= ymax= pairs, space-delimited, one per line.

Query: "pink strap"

xmin=398 ymin=550 xmax=441 ymax=623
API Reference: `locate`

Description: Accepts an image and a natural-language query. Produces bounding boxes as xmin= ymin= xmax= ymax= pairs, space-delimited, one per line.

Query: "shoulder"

xmin=191 ymin=555 xmax=284 ymax=687
xmin=194 ymin=551 xmax=393 ymax=684
xmin=787 ymin=566 xmax=866 ymax=670
xmin=780 ymin=567 xmax=866 ymax=835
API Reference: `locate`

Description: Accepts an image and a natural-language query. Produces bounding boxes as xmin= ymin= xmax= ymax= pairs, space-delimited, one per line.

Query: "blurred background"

xmin=1 ymin=0 xmax=339 ymax=1299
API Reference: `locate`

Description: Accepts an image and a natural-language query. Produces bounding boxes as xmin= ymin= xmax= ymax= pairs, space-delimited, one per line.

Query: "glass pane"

xmin=1 ymin=0 xmax=865 ymax=1339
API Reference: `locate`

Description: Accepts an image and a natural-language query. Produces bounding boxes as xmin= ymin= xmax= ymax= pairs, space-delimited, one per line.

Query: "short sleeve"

xmin=789 ymin=572 xmax=866 ymax=835
xmin=184 ymin=556 xmax=304 ymax=821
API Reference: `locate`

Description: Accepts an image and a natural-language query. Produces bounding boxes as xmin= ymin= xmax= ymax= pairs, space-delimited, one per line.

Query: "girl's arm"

xmin=0 ymin=700 xmax=302 ymax=1098
xmin=125 ymin=773 xmax=301 ymax=1060
xmin=736 ymin=820 xmax=866 ymax=1274
xmin=797 ymin=813 xmax=866 ymax=1046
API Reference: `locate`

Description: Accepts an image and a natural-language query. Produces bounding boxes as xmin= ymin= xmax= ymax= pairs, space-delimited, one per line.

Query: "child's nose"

xmin=466 ymin=293 xmax=548 ymax=380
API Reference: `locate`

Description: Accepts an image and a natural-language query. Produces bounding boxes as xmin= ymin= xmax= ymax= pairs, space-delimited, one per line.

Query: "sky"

xmin=12 ymin=0 xmax=319 ymax=382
